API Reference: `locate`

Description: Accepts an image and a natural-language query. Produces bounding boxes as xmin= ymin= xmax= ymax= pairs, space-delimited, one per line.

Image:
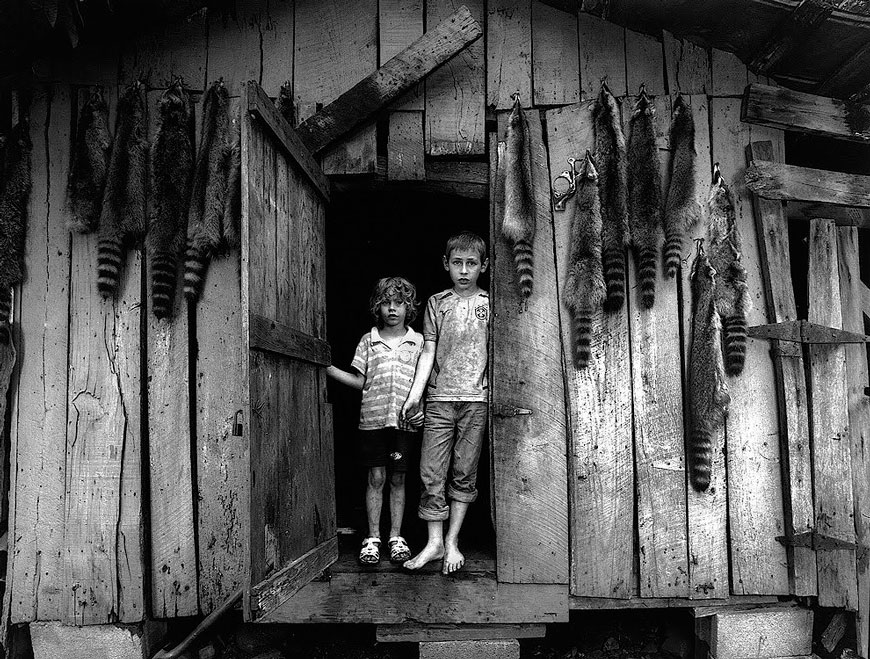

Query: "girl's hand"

xmin=401 ymin=396 xmax=421 ymax=424
xmin=406 ymin=410 xmax=425 ymax=428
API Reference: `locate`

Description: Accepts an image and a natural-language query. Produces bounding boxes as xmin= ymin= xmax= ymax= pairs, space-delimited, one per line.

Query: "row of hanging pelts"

xmin=65 ymin=79 xmax=241 ymax=320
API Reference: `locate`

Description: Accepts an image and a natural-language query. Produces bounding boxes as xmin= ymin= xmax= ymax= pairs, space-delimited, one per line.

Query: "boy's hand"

xmin=406 ymin=409 xmax=424 ymax=428
xmin=401 ymin=396 xmax=421 ymax=424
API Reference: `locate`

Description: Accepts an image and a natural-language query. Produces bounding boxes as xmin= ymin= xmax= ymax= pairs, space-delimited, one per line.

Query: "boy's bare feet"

xmin=442 ymin=542 xmax=464 ymax=575
xmin=403 ymin=540 xmax=444 ymax=570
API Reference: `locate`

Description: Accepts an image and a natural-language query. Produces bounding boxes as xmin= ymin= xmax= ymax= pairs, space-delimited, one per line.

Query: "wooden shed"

xmin=0 ymin=0 xmax=869 ymax=657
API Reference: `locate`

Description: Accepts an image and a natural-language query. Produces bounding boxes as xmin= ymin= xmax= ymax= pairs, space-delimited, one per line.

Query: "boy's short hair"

xmin=369 ymin=276 xmax=420 ymax=326
xmin=445 ymin=231 xmax=487 ymax=262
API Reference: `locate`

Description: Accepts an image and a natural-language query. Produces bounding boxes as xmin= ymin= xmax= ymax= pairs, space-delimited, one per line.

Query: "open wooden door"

xmin=241 ymin=81 xmax=337 ymax=621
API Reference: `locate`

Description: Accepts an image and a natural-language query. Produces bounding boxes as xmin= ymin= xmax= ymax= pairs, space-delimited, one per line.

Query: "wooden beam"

xmin=742 ymin=83 xmax=870 ymax=143
xmin=749 ymin=0 xmax=837 ymax=74
xmin=569 ymin=595 xmax=781 ymax=610
xmin=249 ymin=314 xmax=331 ymax=366
xmin=863 ymin=281 xmax=870 ymax=319
xmin=746 ymin=160 xmax=870 ymax=207
xmin=376 ymin=624 xmax=547 ymax=643
xmin=294 ymin=5 xmax=482 ymax=155
xmin=333 ymin=158 xmax=489 ymax=200
xmin=817 ymin=41 xmax=870 ymax=98
xmin=787 ymin=201 xmax=870 ymax=227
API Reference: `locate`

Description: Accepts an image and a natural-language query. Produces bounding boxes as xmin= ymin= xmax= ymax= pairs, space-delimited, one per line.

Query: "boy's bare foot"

xmin=442 ymin=542 xmax=464 ymax=575
xmin=403 ymin=541 xmax=444 ymax=570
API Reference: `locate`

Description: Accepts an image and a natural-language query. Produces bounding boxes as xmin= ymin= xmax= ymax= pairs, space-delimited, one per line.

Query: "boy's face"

xmin=443 ymin=248 xmax=487 ymax=294
xmin=379 ymin=297 xmax=407 ymax=329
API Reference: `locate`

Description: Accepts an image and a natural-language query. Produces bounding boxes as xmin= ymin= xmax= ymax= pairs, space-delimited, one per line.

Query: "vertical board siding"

xmin=709 ymin=98 xmax=788 ymax=595
xmin=625 ymin=29 xmax=665 ymax=96
xmin=425 ymin=0 xmax=485 ymax=155
xmin=380 ymin=0 xmax=425 ymax=111
xmin=388 ymin=112 xmax=426 ymax=180
xmin=491 ymin=110 xmax=569 ymax=584
xmin=294 ymin=0 xmax=377 ymax=174
xmin=808 ymin=220 xmax=857 ymax=610
xmin=662 ymin=32 xmax=711 ymax=96
xmin=578 ymin=13 xmax=625 ymax=99
xmin=487 ymin=0 xmax=532 ymax=110
xmin=120 ymin=11 xmax=208 ymax=88
xmin=545 ymin=102 xmax=634 ymax=598
xmin=531 ymin=1 xmax=579 ymax=107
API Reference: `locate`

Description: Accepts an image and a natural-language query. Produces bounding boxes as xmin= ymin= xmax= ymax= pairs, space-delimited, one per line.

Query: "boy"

xmin=401 ymin=231 xmax=489 ymax=574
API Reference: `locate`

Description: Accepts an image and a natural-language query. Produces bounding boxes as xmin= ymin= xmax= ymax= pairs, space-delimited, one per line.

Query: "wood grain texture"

xmin=807 ymin=219 xmax=858 ymax=610
xmin=491 ymin=109 xmax=569 ymax=584
xmin=746 ymin=140 xmax=816 ymax=597
xmin=837 ymin=226 xmax=870 ymax=654
xmin=787 ymin=202 xmax=870 ymax=228
xmin=379 ymin=0 xmax=424 ymax=111
xmin=748 ymin=0 xmax=835 ymax=75
xmin=710 ymin=608 xmax=813 ymax=659
xmin=120 ymin=9 xmax=207 ymax=88
xmin=544 ymin=101 xmax=634 ymax=598
xmin=387 ymin=111 xmax=425 ymax=180
xmin=487 ymin=0 xmax=532 ymax=110
xmin=571 ymin=594 xmax=781 ymax=610
xmin=250 ymin=314 xmax=331 ymax=365
xmin=578 ymin=12 xmax=625 ymax=98
xmin=817 ymin=41 xmax=870 ymax=97
xmin=745 ymin=160 xmax=870 ymax=207
xmin=532 ymin=1 xmax=579 ymax=106
xmin=425 ymin=0 xmax=486 ymax=155
xmin=663 ymin=32 xmax=711 ymax=95
xmin=710 ymin=50 xmax=756 ymax=97
xmin=625 ymin=28 xmax=666 ymax=96
xmin=293 ymin=0 xmax=377 ymax=174
xmin=377 ymin=623 xmax=546 ymax=642
xmin=678 ymin=96 xmax=729 ymax=600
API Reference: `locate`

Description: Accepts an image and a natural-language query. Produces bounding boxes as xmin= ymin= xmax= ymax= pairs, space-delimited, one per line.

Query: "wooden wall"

xmin=3 ymin=0 xmax=862 ymax=627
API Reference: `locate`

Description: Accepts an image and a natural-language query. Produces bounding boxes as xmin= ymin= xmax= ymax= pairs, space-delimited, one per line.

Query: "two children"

xmin=328 ymin=232 xmax=489 ymax=574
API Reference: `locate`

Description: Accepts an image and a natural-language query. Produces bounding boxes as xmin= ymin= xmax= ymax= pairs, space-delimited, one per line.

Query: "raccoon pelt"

xmin=275 ymin=80 xmax=295 ymax=126
xmin=67 ymin=87 xmax=110 ymax=234
xmin=96 ymin=81 xmax=147 ymax=298
xmin=184 ymin=80 xmax=230 ymax=301
xmin=0 ymin=117 xmax=32 ymax=330
xmin=563 ymin=152 xmax=605 ymax=369
xmin=687 ymin=242 xmax=729 ymax=492
xmin=627 ymin=86 xmax=662 ymax=309
xmin=501 ymin=96 xmax=535 ymax=299
xmin=221 ymin=113 xmax=241 ymax=250
xmin=707 ymin=164 xmax=750 ymax=377
xmin=149 ymin=81 xmax=194 ymax=319
xmin=663 ymin=94 xmax=699 ymax=278
xmin=593 ymin=80 xmax=629 ymax=311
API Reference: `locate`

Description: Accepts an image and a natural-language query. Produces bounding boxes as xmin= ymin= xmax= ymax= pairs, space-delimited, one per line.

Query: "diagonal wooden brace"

xmin=748 ymin=319 xmax=870 ymax=344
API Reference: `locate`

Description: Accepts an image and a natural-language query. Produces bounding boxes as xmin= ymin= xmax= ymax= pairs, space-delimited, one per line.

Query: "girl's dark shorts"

xmin=359 ymin=428 xmax=417 ymax=472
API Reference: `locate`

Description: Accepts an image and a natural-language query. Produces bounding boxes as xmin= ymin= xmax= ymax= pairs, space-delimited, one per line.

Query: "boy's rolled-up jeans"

xmin=417 ymin=401 xmax=488 ymax=521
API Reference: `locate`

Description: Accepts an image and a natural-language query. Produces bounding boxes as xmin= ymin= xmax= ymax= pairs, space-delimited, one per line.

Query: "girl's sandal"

xmin=388 ymin=536 xmax=411 ymax=563
xmin=359 ymin=537 xmax=381 ymax=565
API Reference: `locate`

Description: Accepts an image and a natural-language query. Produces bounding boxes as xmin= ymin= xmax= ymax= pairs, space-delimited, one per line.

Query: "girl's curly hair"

xmin=369 ymin=276 xmax=420 ymax=327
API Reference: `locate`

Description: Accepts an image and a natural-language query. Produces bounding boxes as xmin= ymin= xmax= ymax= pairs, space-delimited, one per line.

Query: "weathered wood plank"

xmin=663 ymin=32 xmax=711 ymax=95
xmin=250 ymin=314 xmax=331 ymax=365
xmin=570 ymin=595 xmax=781 ymax=610
xmin=710 ymin=98 xmax=788 ymax=596
xmin=746 ymin=141 xmax=816 ymax=597
xmin=817 ymin=41 xmax=870 ymax=98
xmin=293 ymin=0 xmax=377 ymax=174
xmin=837 ymin=226 xmax=870 ymax=656
xmin=578 ymin=12 xmax=625 ymax=98
xmin=544 ymin=101 xmax=634 ymax=598
xmin=787 ymin=202 xmax=870 ymax=228
xmin=30 ymin=620 xmax=167 ymax=659
xmin=426 ymin=0 xmax=485 ymax=155
xmin=120 ymin=10 xmax=208 ymax=87
xmin=742 ymin=83 xmax=870 ymax=143
xmin=379 ymin=0 xmax=424 ymax=111
xmin=532 ymin=1 xmax=579 ymax=106
xmin=625 ymin=28 xmax=666 ymax=96
xmin=377 ymin=624 xmax=547 ymax=642
xmin=746 ymin=160 xmax=870 ymax=207
xmin=710 ymin=608 xmax=814 ymax=659
xmin=710 ymin=50 xmax=754 ymax=97
xmin=487 ymin=0 xmax=532 ymax=110
xmin=387 ymin=111 xmax=425 ymax=180
xmin=749 ymin=0 xmax=835 ymax=75
xmin=491 ymin=109 xmax=568 ymax=584
xmin=807 ymin=219 xmax=858 ymax=611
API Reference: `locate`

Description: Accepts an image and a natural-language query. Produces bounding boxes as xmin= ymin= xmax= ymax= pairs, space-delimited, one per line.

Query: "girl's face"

xmin=379 ymin=297 xmax=407 ymax=328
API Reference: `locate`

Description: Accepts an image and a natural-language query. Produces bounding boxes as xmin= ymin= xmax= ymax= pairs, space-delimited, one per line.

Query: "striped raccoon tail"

xmin=602 ymin=246 xmax=625 ymax=311
xmin=688 ymin=423 xmax=713 ymax=491
xmin=636 ymin=245 xmax=657 ymax=309
xmin=183 ymin=242 xmax=210 ymax=301
xmin=512 ymin=240 xmax=534 ymax=298
xmin=663 ymin=233 xmax=683 ymax=280
xmin=96 ymin=232 xmax=125 ymax=298
xmin=722 ymin=314 xmax=747 ymax=376
xmin=571 ymin=310 xmax=594 ymax=368
xmin=150 ymin=250 xmax=179 ymax=320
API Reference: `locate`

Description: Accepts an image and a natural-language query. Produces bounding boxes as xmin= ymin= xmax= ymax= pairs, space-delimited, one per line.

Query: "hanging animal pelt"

xmin=687 ymin=241 xmax=729 ymax=492
xmin=96 ymin=80 xmax=148 ymax=298
xmin=222 ymin=112 xmax=242 ymax=250
xmin=563 ymin=152 xmax=605 ymax=369
xmin=184 ymin=80 xmax=231 ymax=301
xmin=593 ymin=80 xmax=629 ymax=311
xmin=663 ymin=94 xmax=699 ymax=278
xmin=149 ymin=80 xmax=194 ymax=319
xmin=707 ymin=164 xmax=750 ymax=376
xmin=275 ymin=80 xmax=295 ymax=126
xmin=501 ymin=96 xmax=535 ymax=299
xmin=67 ymin=86 xmax=110 ymax=234
xmin=0 ymin=115 xmax=32 ymax=330
xmin=627 ymin=85 xmax=662 ymax=309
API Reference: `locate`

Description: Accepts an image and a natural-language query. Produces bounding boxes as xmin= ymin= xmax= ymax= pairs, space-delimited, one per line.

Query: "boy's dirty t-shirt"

xmin=422 ymin=289 xmax=489 ymax=402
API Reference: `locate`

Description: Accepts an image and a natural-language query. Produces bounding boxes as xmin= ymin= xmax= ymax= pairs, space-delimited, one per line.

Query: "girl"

xmin=327 ymin=276 xmax=424 ymax=564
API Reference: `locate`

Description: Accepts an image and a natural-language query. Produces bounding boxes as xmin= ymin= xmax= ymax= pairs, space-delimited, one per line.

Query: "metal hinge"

xmin=776 ymin=530 xmax=859 ymax=552
xmin=492 ymin=404 xmax=533 ymax=418
xmin=748 ymin=319 xmax=869 ymax=345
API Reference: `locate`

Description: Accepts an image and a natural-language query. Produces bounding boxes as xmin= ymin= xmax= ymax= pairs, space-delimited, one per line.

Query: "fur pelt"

xmin=687 ymin=242 xmax=729 ymax=491
xmin=184 ymin=80 xmax=230 ymax=301
xmin=663 ymin=94 xmax=699 ymax=278
xmin=275 ymin=80 xmax=295 ymax=126
xmin=148 ymin=80 xmax=194 ymax=319
xmin=501 ymin=97 xmax=535 ymax=299
xmin=96 ymin=81 xmax=147 ymax=298
xmin=67 ymin=87 xmax=110 ymax=234
xmin=593 ymin=80 xmax=629 ymax=311
xmin=707 ymin=164 xmax=750 ymax=376
xmin=221 ymin=112 xmax=241 ymax=250
xmin=627 ymin=87 xmax=662 ymax=309
xmin=0 ymin=116 xmax=32 ymax=329
xmin=563 ymin=152 xmax=605 ymax=369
